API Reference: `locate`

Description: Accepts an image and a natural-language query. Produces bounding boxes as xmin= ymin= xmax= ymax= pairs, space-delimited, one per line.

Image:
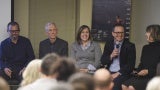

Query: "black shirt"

xmin=39 ymin=37 xmax=68 ymax=58
xmin=0 ymin=36 xmax=35 ymax=70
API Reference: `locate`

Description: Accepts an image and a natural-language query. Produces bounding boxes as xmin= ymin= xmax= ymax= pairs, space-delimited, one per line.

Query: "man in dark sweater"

xmin=39 ymin=22 xmax=68 ymax=58
xmin=0 ymin=21 xmax=35 ymax=83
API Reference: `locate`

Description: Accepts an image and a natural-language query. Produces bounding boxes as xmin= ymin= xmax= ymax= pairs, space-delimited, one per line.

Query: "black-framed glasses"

xmin=113 ymin=32 xmax=124 ymax=34
xmin=9 ymin=30 xmax=20 ymax=33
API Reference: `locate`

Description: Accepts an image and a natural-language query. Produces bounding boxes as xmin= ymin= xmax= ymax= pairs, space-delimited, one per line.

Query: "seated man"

xmin=39 ymin=22 xmax=68 ymax=58
xmin=0 ymin=21 xmax=35 ymax=83
xmin=101 ymin=24 xmax=136 ymax=90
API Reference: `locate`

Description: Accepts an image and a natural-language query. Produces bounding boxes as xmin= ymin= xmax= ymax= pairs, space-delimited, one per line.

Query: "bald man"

xmin=94 ymin=69 xmax=114 ymax=90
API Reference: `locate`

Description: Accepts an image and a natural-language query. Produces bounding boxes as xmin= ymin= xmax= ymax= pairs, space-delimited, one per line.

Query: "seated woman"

xmin=122 ymin=24 xmax=160 ymax=90
xmin=70 ymin=25 xmax=102 ymax=72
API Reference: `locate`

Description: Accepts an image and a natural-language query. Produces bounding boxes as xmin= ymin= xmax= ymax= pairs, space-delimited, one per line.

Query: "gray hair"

xmin=45 ymin=22 xmax=57 ymax=31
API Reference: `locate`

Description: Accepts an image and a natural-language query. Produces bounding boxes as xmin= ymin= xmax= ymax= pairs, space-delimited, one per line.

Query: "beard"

xmin=11 ymin=35 xmax=18 ymax=41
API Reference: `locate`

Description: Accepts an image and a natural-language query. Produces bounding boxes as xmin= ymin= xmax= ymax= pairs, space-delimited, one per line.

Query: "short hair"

xmin=76 ymin=25 xmax=92 ymax=44
xmin=21 ymin=59 xmax=42 ymax=86
xmin=45 ymin=22 xmax=57 ymax=31
xmin=0 ymin=77 xmax=10 ymax=90
xmin=50 ymin=57 xmax=77 ymax=81
xmin=146 ymin=24 xmax=160 ymax=42
xmin=112 ymin=24 xmax=125 ymax=32
xmin=41 ymin=53 xmax=59 ymax=76
xmin=7 ymin=21 xmax=20 ymax=32
xmin=69 ymin=73 xmax=94 ymax=90
xmin=146 ymin=76 xmax=160 ymax=90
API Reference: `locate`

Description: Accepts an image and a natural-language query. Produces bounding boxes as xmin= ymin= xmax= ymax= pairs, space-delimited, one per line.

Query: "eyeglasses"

xmin=9 ymin=30 xmax=20 ymax=33
xmin=113 ymin=32 xmax=124 ymax=34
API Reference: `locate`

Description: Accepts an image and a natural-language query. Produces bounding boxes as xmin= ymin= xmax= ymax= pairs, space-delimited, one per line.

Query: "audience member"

xmin=0 ymin=77 xmax=10 ymax=90
xmin=0 ymin=21 xmax=35 ymax=83
xmin=50 ymin=57 xmax=77 ymax=81
xmin=94 ymin=68 xmax=114 ymax=90
xmin=70 ymin=25 xmax=102 ymax=73
xmin=39 ymin=22 xmax=68 ymax=58
xmin=20 ymin=59 xmax=42 ymax=86
xmin=122 ymin=24 xmax=160 ymax=90
xmin=18 ymin=53 xmax=60 ymax=90
xmin=146 ymin=76 xmax=160 ymax=90
xmin=101 ymin=24 xmax=136 ymax=90
xmin=69 ymin=72 xmax=94 ymax=90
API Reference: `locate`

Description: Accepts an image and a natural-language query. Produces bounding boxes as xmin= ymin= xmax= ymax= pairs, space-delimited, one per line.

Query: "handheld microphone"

xmin=115 ymin=42 xmax=120 ymax=58
xmin=116 ymin=44 xmax=120 ymax=49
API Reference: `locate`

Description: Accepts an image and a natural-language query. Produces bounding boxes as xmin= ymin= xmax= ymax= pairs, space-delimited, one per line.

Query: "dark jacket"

xmin=39 ymin=37 xmax=68 ymax=58
xmin=101 ymin=39 xmax=136 ymax=75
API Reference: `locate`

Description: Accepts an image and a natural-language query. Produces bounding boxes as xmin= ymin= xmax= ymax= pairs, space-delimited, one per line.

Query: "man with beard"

xmin=0 ymin=21 xmax=35 ymax=83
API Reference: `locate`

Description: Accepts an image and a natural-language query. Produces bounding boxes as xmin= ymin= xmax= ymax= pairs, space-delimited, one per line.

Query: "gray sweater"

xmin=70 ymin=41 xmax=102 ymax=69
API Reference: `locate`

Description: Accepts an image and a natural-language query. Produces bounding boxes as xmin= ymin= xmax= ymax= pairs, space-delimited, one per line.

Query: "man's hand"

xmin=137 ymin=69 xmax=148 ymax=76
xmin=110 ymin=49 xmax=119 ymax=60
xmin=4 ymin=68 xmax=12 ymax=78
xmin=111 ymin=72 xmax=120 ymax=79
xmin=19 ymin=67 xmax=25 ymax=76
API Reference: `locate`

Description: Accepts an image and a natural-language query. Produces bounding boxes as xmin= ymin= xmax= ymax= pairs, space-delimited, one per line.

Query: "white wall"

xmin=0 ymin=0 xmax=11 ymax=42
xmin=14 ymin=0 xmax=29 ymax=37
xmin=29 ymin=0 xmax=76 ymax=57
xmin=131 ymin=0 xmax=160 ymax=66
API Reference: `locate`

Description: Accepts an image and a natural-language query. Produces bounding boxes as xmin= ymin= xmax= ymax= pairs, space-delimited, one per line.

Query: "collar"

xmin=114 ymin=40 xmax=123 ymax=45
xmin=48 ymin=37 xmax=58 ymax=44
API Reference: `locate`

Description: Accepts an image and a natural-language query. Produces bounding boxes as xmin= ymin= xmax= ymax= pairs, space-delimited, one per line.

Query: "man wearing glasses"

xmin=101 ymin=24 xmax=136 ymax=90
xmin=0 ymin=21 xmax=35 ymax=83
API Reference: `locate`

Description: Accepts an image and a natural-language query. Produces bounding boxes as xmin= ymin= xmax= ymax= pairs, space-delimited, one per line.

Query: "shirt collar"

xmin=114 ymin=40 xmax=123 ymax=46
xmin=81 ymin=41 xmax=91 ymax=50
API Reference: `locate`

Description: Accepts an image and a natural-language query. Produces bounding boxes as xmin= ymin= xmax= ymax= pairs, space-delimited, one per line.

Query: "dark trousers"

xmin=0 ymin=68 xmax=22 ymax=84
xmin=111 ymin=73 xmax=130 ymax=90
xmin=123 ymin=76 xmax=150 ymax=90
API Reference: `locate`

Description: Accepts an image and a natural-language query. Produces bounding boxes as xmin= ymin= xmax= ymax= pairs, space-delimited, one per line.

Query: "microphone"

xmin=116 ymin=44 xmax=120 ymax=49
xmin=115 ymin=41 xmax=120 ymax=49
xmin=115 ymin=42 xmax=120 ymax=58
